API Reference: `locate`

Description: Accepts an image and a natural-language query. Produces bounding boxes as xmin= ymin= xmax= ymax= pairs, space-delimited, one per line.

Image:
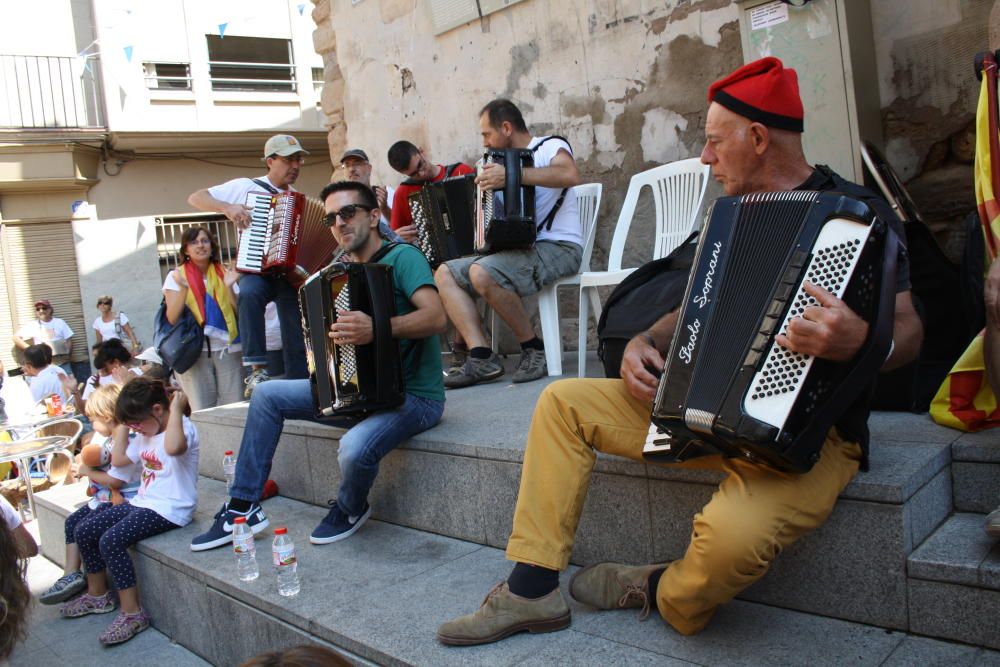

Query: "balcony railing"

xmin=0 ymin=54 xmax=105 ymax=129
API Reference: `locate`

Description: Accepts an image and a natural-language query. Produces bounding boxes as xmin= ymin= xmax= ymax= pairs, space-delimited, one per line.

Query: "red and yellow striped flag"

xmin=930 ymin=55 xmax=1000 ymax=431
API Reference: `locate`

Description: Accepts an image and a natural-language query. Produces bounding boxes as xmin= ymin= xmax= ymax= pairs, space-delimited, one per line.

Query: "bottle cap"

xmin=233 ymin=516 xmax=247 ymax=524
xmin=224 ymin=450 xmax=234 ymax=455
xmin=274 ymin=527 xmax=287 ymax=535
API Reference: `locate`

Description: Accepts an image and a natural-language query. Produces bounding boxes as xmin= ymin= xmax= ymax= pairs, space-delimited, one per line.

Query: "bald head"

xmin=700 ymin=102 xmax=812 ymax=196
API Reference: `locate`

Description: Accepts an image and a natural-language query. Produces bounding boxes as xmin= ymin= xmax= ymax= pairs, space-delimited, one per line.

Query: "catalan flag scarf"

xmin=182 ymin=261 xmax=239 ymax=346
xmin=930 ymin=56 xmax=1000 ymax=431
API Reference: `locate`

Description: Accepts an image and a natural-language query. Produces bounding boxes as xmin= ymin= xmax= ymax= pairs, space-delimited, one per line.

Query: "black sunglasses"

xmin=322 ymin=204 xmax=373 ymax=227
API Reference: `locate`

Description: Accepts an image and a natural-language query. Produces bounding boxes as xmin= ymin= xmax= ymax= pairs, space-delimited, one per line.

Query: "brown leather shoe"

xmin=437 ymin=582 xmax=571 ymax=646
xmin=568 ymin=562 xmax=669 ymax=620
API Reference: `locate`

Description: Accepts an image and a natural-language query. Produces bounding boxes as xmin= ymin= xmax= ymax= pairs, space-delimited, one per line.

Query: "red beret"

xmin=708 ymin=57 xmax=804 ymax=133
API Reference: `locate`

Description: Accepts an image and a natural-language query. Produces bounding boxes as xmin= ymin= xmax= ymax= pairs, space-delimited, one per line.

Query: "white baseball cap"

xmin=264 ymin=134 xmax=310 ymax=158
xmin=135 ymin=347 xmax=163 ymax=365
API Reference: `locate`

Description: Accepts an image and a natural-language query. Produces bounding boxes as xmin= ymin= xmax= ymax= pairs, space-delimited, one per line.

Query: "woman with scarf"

xmin=162 ymin=227 xmax=242 ymax=411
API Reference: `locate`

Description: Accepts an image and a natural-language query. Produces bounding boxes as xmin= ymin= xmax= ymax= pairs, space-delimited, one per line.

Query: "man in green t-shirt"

xmin=191 ymin=181 xmax=446 ymax=551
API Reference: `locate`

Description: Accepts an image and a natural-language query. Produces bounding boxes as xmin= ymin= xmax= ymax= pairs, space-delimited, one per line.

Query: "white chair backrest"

xmin=606 ymin=158 xmax=710 ymax=272
xmin=573 ymin=183 xmax=603 ymax=272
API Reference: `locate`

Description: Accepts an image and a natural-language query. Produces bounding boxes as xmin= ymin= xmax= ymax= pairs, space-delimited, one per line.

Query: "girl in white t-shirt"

xmin=60 ymin=378 xmax=199 ymax=646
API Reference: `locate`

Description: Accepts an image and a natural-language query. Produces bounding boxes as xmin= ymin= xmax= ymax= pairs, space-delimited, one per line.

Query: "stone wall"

xmin=310 ymin=0 xmax=1000 ymax=345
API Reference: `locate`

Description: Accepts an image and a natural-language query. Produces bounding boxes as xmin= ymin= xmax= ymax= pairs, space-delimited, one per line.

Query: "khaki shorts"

xmin=443 ymin=241 xmax=582 ymax=297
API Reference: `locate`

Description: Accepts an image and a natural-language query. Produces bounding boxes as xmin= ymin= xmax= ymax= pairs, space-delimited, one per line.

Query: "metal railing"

xmin=207 ymin=60 xmax=296 ymax=93
xmin=0 ymin=55 xmax=105 ymax=129
xmin=155 ymin=214 xmax=239 ymax=283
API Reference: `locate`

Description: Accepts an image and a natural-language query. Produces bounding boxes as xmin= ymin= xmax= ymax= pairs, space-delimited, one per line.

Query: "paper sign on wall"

xmin=750 ymin=1 xmax=789 ymax=31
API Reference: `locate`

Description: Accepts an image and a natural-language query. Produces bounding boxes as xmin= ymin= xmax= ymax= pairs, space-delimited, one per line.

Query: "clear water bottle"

xmin=272 ymin=527 xmax=300 ymax=596
xmin=222 ymin=450 xmax=237 ymax=494
xmin=232 ymin=516 xmax=259 ymax=581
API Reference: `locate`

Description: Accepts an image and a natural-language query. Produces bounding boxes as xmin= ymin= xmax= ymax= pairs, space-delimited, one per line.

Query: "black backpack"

xmin=596 ymin=232 xmax=699 ymax=378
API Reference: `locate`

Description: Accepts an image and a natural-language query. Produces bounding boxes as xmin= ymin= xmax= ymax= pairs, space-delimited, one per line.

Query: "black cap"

xmin=339 ymin=149 xmax=370 ymax=163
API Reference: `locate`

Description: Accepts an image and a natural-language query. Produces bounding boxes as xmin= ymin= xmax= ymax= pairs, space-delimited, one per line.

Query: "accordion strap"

xmin=795 ymin=228 xmax=900 ymax=454
xmin=251 ymin=178 xmax=279 ymax=194
xmin=531 ymin=136 xmax=573 ymax=233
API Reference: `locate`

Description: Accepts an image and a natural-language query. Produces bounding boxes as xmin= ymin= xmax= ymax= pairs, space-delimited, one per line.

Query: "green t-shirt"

xmin=375 ymin=242 xmax=445 ymax=402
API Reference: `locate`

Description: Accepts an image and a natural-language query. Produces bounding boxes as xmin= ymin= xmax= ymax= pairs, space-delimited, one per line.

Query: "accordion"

xmin=475 ymin=149 xmax=536 ymax=253
xmin=236 ymin=191 xmax=336 ymax=287
xmin=408 ymin=174 xmax=477 ymax=268
xmin=643 ymin=191 xmax=898 ymax=473
xmin=299 ymin=261 xmax=404 ymax=419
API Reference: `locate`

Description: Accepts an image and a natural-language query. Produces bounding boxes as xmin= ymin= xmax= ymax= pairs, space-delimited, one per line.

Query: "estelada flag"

xmin=930 ymin=57 xmax=1000 ymax=431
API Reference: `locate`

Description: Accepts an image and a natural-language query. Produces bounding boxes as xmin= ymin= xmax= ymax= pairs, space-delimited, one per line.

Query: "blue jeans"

xmin=229 ymin=379 xmax=444 ymax=516
xmin=237 ymin=274 xmax=308 ymax=378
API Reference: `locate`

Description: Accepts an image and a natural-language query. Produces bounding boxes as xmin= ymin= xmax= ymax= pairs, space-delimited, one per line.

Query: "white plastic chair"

xmin=536 ymin=183 xmax=603 ymax=376
xmin=577 ymin=158 xmax=710 ymax=377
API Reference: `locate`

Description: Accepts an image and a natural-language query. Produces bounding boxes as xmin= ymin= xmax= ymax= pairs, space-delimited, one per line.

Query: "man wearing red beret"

xmin=437 ymin=58 xmax=923 ymax=644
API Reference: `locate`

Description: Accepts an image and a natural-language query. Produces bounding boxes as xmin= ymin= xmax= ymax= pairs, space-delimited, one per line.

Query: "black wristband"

xmin=639 ymin=332 xmax=656 ymax=349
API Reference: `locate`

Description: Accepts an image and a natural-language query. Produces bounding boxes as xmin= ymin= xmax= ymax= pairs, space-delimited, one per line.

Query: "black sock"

xmin=520 ymin=337 xmax=544 ymax=351
xmin=470 ymin=346 xmax=493 ymax=360
xmin=507 ymin=563 xmax=559 ymax=599
xmin=228 ymin=498 xmax=252 ymax=513
xmin=647 ymin=567 xmax=666 ymax=594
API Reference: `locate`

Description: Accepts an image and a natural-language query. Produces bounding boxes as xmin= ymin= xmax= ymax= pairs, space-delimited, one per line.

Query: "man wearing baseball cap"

xmin=13 ymin=299 xmax=75 ymax=376
xmin=438 ymin=57 xmax=923 ymax=644
xmin=337 ymin=148 xmax=401 ymax=242
xmin=187 ymin=135 xmax=312 ymax=398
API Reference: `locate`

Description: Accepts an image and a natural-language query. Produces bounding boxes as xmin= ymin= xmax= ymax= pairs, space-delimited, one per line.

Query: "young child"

xmin=59 ymin=377 xmax=199 ymax=646
xmin=39 ymin=384 xmax=138 ymax=605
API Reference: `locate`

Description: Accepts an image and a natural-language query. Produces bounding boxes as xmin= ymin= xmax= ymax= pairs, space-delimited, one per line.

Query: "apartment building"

xmin=0 ymin=0 xmax=331 ymax=372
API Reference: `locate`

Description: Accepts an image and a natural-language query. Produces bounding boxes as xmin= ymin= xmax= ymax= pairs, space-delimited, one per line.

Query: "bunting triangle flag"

xmin=123 ymin=45 xmax=133 ymax=63
xmin=218 ymin=22 xmax=228 ymax=38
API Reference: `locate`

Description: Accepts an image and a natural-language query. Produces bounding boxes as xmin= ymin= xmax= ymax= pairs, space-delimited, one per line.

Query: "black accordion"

xmin=408 ymin=175 xmax=476 ymax=268
xmin=643 ymin=191 xmax=898 ymax=473
xmin=475 ymin=149 xmax=536 ymax=253
xmin=299 ymin=262 xmax=404 ymax=418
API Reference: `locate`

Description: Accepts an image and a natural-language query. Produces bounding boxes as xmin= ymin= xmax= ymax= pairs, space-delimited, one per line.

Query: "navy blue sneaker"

xmin=310 ymin=502 xmax=371 ymax=544
xmin=190 ymin=501 xmax=269 ymax=551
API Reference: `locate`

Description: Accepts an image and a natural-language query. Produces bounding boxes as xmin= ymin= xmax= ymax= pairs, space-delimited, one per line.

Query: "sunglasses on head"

xmin=322 ymin=204 xmax=373 ymax=227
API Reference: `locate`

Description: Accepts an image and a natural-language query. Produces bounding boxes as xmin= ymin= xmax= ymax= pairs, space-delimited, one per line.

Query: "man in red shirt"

xmin=387 ymin=141 xmax=474 ymax=243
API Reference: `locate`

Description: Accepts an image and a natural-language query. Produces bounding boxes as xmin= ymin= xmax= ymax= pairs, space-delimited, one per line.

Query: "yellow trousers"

xmin=505 ymin=379 xmax=862 ymax=635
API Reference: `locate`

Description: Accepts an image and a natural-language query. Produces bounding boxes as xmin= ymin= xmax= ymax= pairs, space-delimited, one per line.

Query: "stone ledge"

xmin=193 ymin=397 xmax=953 ymax=506
xmin=908 ymin=513 xmax=1000 ymax=592
xmin=952 ymin=429 xmax=1000 ymax=463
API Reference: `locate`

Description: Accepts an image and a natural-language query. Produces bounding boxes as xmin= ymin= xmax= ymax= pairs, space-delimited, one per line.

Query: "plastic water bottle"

xmin=222 ymin=450 xmax=237 ymax=494
xmin=272 ymin=527 xmax=300 ymax=596
xmin=232 ymin=517 xmax=259 ymax=582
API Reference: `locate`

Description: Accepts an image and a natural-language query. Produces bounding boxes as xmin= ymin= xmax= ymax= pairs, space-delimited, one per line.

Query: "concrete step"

xmin=32 ymin=478 xmax=1000 ymax=666
xmin=907 ymin=512 xmax=1000 ymax=650
xmin=950 ymin=429 xmax=1000 ymax=514
xmin=192 ymin=382 xmax=957 ymax=631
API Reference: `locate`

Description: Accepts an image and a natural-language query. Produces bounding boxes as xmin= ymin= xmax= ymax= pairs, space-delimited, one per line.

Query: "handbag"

xmin=596 ymin=232 xmax=698 ymax=378
xmin=153 ymin=299 xmax=204 ymax=374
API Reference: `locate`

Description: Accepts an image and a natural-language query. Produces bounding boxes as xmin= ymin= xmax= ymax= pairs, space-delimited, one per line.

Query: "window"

xmin=312 ymin=67 xmax=324 ymax=93
xmin=143 ymin=62 xmax=192 ymax=90
xmin=205 ymin=35 xmax=295 ymax=93
xmin=427 ymin=0 xmax=528 ymax=35
xmin=155 ymin=214 xmax=238 ymax=282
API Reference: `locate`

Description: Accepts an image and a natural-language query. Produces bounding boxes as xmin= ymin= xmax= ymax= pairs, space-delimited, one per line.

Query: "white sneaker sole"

xmin=190 ymin=514 xmax=269 ymax=551
xmin=310 ymin=506 xmax=371 ymax=544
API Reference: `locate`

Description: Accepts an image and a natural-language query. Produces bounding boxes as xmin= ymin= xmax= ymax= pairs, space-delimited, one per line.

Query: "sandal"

xmin=60 ymin=592 xmax=116 ymax=618
xmin=99 ymin=609 xmax=151 ymax=645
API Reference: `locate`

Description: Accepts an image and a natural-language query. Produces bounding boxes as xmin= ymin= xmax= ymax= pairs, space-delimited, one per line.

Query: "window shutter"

xmin=2 ymin=222 xmax=88 ymax=365
xmin=428 ymin=0 xmax=480 ymax=35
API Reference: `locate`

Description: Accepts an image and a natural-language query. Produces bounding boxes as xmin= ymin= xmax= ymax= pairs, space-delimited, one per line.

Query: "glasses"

xmin=35 ymin=306 xmax=50 ymax=312
xmin=97 ymin=301 xmax=111 ymax=306
xmin=276 ymin=155 xmax=306 ymax=165
xmin=323 ymin=204 xmax=373 ymax=226
xmin=189 ymin=238 xmax=213 ymax=246
xmin=405 ymin=156 xmax=429 ymax=179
